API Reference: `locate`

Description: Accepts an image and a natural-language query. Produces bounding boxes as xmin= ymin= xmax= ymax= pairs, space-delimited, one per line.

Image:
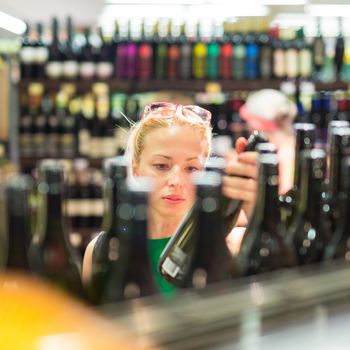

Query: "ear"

xmin=132 ymin=159 xmax=140 ymax=177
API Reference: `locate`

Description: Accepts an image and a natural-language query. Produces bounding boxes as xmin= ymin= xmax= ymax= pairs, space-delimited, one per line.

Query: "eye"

xmin=186 ymin=166 xmax=200 ymax=173
xmin=153 ymin=163 xmax=170 ymax=171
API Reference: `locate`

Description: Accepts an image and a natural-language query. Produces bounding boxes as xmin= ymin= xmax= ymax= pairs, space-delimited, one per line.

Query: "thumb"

xmin=235 ymin=137 xmax=248 ymax=154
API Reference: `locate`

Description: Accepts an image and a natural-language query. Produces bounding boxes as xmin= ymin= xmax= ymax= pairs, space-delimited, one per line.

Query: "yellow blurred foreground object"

xmin=0 ymin=272 xmax=159 ymax=350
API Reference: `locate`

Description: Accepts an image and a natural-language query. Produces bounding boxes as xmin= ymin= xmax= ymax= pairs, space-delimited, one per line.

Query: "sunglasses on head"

xmin=141 ymin=102 xmax=212 ymax=124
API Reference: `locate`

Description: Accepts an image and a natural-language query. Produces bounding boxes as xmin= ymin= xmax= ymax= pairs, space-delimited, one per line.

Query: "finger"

xmin=222 ymin=186 xmax=257 ymax=203
xmin=224 ymin=162 xmax=258 ymax=179
xmin=222 ymin=176 xmax=258 ymax=193
xmin=235 ymin=137 xmax=248 ymax=154
xmin=237 ymin=151 xmax=259 ymax=165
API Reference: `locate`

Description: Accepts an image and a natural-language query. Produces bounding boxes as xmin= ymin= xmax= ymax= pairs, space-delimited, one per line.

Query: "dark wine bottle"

xmin=280 ymin=123 xmax=316 ymax=227
xmin=96 ymin=27 xmax=114 ymax=80
xmin=255 ymin=142 xmax=277 ymax=154
xmin=258 ymin=22 xmax=272 ymax=80
xmin=101 ymin=177 xmax=158 ymax=303
xmin=62 ymin=16 xmax=79 ymax=80
xmin=179 ymin=22 xmax=193 ymax=80
xmin=323 ymin=156 xmax=350 ymax=262
xmin=287 ymin=149 xmax=331 ymax=265
xmin=28 ymin=160 xmax=84 ymax=298
xmin=87 ymin=157 xmax=128 ymax=304
xmin=79 ymin=28 xmax=96 ymax=80
xmin=34 ymin=23 xmax=49 ymax=79
xmin=45 ymin=17 xmax=63 ymax=79
xmin=313 ymin=17 xmax=325 ymax=80
xmin=138 ymin=21 xmax=154 ymax=80
xmin=5 ymin=175 xmax=33 ymax=271
xmin=221 ymin=131 xmax=267 ymax=233
xmin=334 ymin=17 xmax=345 ymax=81
xmin=236 ymin=154 xmax=296 ymax=276
xmin=297 ymin=27 xmax=312 ymax=79
xmin=284 ymin=30 xmax=298 ymax=79
xmin=20 ymin=23 xmax=35 ymax=79
xmin=324 ymin=128 xmax=350 ymax=236
xmin=158 ymin=131 xmax=266 ymax=286
xmin=182 ymin=171 xmax=233 ymax=289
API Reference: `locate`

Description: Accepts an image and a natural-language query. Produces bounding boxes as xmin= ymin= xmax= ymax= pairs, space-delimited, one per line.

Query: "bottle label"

xmin=80 ymin=199 xmax=92 ymax=217
xmin=34 ymin=133 xmax=46 ymax=157
xmin=46 ymin=61 xmax=63 ymax=79
xmin=20 ymin=47 xmax=35 ymax=63
xmin=20 ymin=134 xmax=32 ymax=157
xmin=63 ymin=60 xmax=79 ymax=78
xmin=260 ymin=47 xmax=272 ymax=79
xmin=96 ymin=62 xmax=114 ymax=79
xmin=273 ymin=49 xmax=285 ymax=78
xmin=91 ymin=199 xmax=104 ymax=216
xmin=35 ymin=47 xmax=49 ymax=63
xmin=314 ymin=40 xmax=324 ymax=66
xmin=66 ymin=199 xmax=79 ymax=217
xmin=78 ymin=130 xmax=90 ymax=156
xmin=299 ymin=49 xmax=312 ymax=77
xmin=286 ymin=48 xmax=299 ymax=78
xmin=80 ymin=62 xmax=96 ymax=79
xmin=162 ymin=257 xmax=180 ymax=278
xmin=89 ymin=137 xmax=101 ymax=158
xmin=47 ymin=134 xmax=59 ymax=157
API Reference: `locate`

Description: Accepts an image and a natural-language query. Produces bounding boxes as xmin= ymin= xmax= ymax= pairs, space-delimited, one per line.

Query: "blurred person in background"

xmin=239 ymin=89 xmax=297 ymax=195
xmin=83 ymin=102 xmax=259 ymax=294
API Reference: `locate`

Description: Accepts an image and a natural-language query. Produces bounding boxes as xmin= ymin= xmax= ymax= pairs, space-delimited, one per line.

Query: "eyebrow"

xmin=152 ymin=154 xmax=200 ymax=161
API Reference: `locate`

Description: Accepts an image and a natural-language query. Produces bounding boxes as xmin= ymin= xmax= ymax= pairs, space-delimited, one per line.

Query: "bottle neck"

xmin=297 ymin=158 xmax=323 ymax=220
xmin=39 ymin=186 xmax=67 ymax=241
xmin=252 ymin=173 xmax=281 ymax=233
xmin=103 ymin=179 xmax=123 ymax=234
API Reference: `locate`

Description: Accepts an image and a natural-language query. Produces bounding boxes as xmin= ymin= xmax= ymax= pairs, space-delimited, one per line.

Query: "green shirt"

xmin=148 ymin=237 xmax=177 ymax=297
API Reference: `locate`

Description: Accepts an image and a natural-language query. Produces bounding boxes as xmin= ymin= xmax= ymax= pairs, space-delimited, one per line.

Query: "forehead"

xmin=142 ymin=125 xmax=208 ymax=159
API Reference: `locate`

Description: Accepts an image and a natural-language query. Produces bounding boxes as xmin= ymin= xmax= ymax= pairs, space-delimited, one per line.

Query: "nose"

xmin=167 ymin=166 xmax=184 ymax=188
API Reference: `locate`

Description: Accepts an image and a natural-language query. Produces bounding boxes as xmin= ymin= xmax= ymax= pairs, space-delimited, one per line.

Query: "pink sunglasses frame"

xmin=141 ymin=102 xmax=212 ymax=124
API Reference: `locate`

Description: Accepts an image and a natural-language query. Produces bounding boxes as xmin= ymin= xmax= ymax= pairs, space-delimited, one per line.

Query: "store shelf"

xmin=20 ymin=156 xmax=103 ymax=171
xmin=18 ymin=79 xmax=349 ymax=93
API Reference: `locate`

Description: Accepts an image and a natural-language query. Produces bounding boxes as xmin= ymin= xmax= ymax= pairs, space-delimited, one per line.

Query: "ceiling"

xmin=1 ymin=0 xmax=350 ymax=38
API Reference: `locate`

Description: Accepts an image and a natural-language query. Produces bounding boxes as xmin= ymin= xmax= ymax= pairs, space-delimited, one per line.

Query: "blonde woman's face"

xmin=133 ymin=125 xmax=208 ymax=221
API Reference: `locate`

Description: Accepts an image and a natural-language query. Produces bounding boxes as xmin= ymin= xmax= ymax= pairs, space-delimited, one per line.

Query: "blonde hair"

xmin=126 ymin=115 xmax=212 ymax=166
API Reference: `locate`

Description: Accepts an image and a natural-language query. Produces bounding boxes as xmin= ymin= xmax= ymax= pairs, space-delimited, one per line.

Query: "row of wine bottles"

xmin=1 ymin=157 xmax=157 ymax=302
xmin=19 ymin=83 xmax=250 ymax=160
xmin=159 ymin=123 xmax=350 ymax=287
xmin=19 ymin=83 xmax=136 ymax=160
xmin=19 ymin=16 xmax=349 ymax=82
xmin=19 ymin=80 xmax=350 ymax=164
xmin=4 ymin=121 xmax=350 ymax=305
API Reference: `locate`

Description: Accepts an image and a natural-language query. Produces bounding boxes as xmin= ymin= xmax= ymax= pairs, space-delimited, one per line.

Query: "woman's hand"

xmin=223 ymin=137 xmax=259 ymax=219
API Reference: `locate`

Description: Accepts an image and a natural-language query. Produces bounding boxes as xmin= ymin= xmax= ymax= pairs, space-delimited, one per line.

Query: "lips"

xmin=162 ymin=194 xmax=185 ymax=204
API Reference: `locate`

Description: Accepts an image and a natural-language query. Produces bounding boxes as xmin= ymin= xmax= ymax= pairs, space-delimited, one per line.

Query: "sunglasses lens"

xmin=143 ymin=102 xmax=176 ymax=118
xmin=183 ymin=106 xmax=211 ymax=122
xmin=142 ymin=102 xmax=211 ymax=123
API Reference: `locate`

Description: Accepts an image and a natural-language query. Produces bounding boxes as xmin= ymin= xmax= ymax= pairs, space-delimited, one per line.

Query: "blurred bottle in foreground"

xmin=28 ymin=159 xmax=84 ymax=299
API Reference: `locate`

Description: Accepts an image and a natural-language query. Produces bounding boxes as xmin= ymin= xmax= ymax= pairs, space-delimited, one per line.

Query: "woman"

xmin=239 ymin=89 xmax=297 ymax=194
xmin=82 ymin=102 xmax=258 ymax=293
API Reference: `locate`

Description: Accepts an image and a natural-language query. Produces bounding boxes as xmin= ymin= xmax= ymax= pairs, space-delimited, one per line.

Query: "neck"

xmin=148 ymin=209 xmax=183 ymax=239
